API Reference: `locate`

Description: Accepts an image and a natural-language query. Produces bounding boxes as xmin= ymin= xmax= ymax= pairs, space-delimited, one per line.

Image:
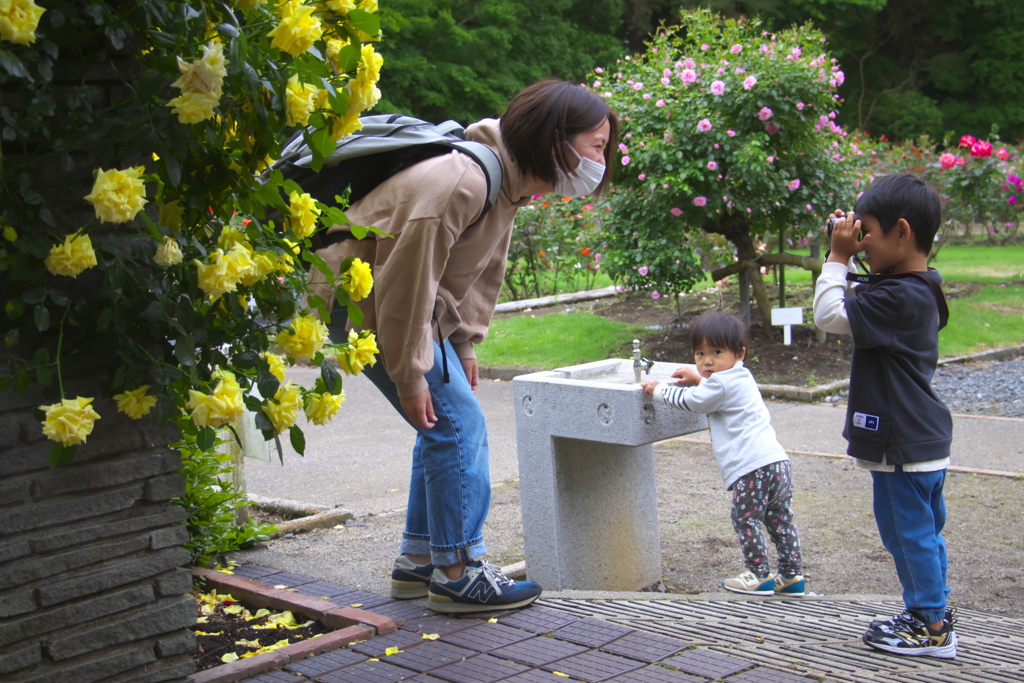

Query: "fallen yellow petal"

xmin=224 ymin=604 xmax=244 ymax=615
xmin=319 ymin=596 xmax=330 ymax=600
xmin=221 ymin=652 xmax=239 ymax=663
xmin=196 ymin=616 xmax=208 ymax=624
xmin=384 ymin=646 xmax=402 ymax=655
xmin=421 ymin=633 xmax=440 ymax=640
xmin=273 ymin=584 xmax=288 ymax=589
xmin=553 ymin=673 xmax=569 ymax=678
xmin=235 ymin=639 xmax=261 ymax=648
xmin=487 ymin=618 xmax=498 ymax=623
xmin=194 ymin=630 xmax=223 ymax=636
xmin=350 ymin=603 xmax=363 ymax=608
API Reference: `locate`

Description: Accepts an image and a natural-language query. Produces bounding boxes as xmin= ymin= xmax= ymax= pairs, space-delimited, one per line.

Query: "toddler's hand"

xmin=671 ymin=365 xmax=702 ymax=386
xmin=639 ymin=380 xmax=661 ymax=396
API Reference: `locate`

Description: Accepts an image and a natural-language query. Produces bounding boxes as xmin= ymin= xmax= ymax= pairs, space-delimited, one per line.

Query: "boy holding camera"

xmin=813 ymin=173 xmax=957 ymax=658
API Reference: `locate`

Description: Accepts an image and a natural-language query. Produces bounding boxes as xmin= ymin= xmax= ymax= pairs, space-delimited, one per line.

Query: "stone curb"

xmin=481 ymin=344 xmax=1024 ymax=403
xmin=189 ymin=567 xmax=395 ymax=683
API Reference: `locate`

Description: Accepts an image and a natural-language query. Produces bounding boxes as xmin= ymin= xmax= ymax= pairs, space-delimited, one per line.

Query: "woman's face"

xmin=567 ymin=118 xmax=611 ymax=169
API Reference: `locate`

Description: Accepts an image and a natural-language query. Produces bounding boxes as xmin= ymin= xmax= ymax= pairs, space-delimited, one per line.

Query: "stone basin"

xmin=513 ymin=358 xmax=707 ymax=592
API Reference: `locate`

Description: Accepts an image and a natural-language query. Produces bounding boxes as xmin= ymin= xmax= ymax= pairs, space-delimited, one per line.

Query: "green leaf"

xmin=33 ymin=305 xmax=50 ymax=332
xmin=49 ymin=443 xmax=76 ymax=469
xmin=235 ymin=350 xmax=261 ymax=369
xmin=256 ymin=370 xmax=280 ymax=400
xmin=96 ymin=308 xmax=112 ymax=332
xmin=346 ymin=300 xmax=363 ymax=327
xmin=254 ymin=409 xmax=274 ymax=434
xmin=347 ymin=10 xmax=380 ymax=38
xmin=321 ymin=361 xmax=341 ymax=394
xmin=174 ymin=334 xmax=197 ymax=367
xmin=21 ymin=287 xmax=45 ymax=305
xmin=163 ymin=153 xmax=182 ymax=188
xmin=289 ymin=425 xmax=305 ymax=456
xmin=333 ymin=43 xmax=361 ymax=73
xmin=196 ymin=427 xmax=217 ymax=452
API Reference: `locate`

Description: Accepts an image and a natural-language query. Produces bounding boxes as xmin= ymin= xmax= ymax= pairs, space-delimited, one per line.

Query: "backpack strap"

xmin=847 ymin=269 xmax=950 ymax=330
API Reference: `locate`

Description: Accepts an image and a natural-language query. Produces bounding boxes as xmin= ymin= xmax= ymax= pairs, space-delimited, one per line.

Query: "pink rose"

xmin=708 ymin=161 xmax=718 ymax=170
xmin=621 ymin=156 xmax=630 ymax=165
xmin=1009 ymin=197 xmax=1018 ymax=205
xmin=618 ymin=143 xmax=629 ymax=153
xmin=656 ymin=99 xmax=666 ymax=107
xmin=730 ymin=43 xmax=743 ymax=54
xmin=765 ymin=123 xmax=780 ymax=134
xmin=638 ymin=266 xmax=649 ymax=275
xmin=727 ymin=129 xmax=736 ymax=137
xmin=633 ymin=82 xmax=643 ymax=90
xmin=939 ymin=152 xmax=956 ymax=169
xmin=651 ymin=291 xmax=660 ymax=299
xmin=669 ymin=208 xmax=683 ymax=217
xmin=796 ymin=102 xmax=804 ymax=110
xmin=638 ymin=173 xmax=646 ymax=180
xmin=758 ymin=107 xmax=773 ymax=121
xmin=697 ymin=118 xmax=712 ymax=132
xmin=787 ymin=178 xmax=801 ymax=191
xmin=680 ymin=69 xmax=697 ymax=85
xmin=959 ymin=134 xmax=976 ymax=148
xmin=970 ymin=141 xmax=993 ymax=158
xmin=743 ymin=76 xmax=757 ymax=90
xmin=996 ymin=147 xmax=1011 ymax=161
xmin=693 ymin=196 xmax=707 ymax=207
xmin=711 ymin=80 xmax=725 ymax=95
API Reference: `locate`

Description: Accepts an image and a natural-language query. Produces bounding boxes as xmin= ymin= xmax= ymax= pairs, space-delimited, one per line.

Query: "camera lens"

xmin=826 ymin=217 xmax=837 ymax=238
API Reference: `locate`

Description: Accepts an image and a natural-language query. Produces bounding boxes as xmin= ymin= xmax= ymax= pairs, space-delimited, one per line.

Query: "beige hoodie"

xmin=309 ymin=118 xmax=531 ymax=398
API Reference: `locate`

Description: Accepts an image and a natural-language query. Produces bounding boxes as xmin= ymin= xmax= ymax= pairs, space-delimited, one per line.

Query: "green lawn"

xmin=475 ymin=312 xmax=644 ymax=369
xmin=940 ymin=284 xmax=1024 ymax=357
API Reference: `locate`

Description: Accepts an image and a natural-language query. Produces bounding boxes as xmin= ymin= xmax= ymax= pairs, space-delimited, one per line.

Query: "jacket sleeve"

xmin=654 ymin=377 xmax=726 ymax=414
xmin=813 ymin=261 xmax=855 ymax=333
xmin=372 ymin=168 xmax=488 ymax=398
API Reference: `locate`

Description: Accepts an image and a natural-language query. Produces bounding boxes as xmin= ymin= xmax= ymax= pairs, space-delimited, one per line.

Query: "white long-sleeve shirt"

xmin=653 ymin=361 xmax=788 ymax=490
xmin=813 ymin=261 xmax=948 ymax=473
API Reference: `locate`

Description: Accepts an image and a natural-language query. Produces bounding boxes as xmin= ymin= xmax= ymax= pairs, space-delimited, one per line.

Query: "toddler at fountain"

xmin=640 ymin=311 xmax=805 ymax=596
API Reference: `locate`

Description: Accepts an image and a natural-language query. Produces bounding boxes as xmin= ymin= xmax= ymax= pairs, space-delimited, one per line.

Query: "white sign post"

xmin=771 ymin=307 xmax=803 ymax=345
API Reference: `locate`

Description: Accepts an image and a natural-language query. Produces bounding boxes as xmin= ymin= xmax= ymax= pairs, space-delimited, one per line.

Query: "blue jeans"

xmin=870 ymin=467 xmax=950 ymax=624
xmin=328 ymin=302 xmax=490 ymax=566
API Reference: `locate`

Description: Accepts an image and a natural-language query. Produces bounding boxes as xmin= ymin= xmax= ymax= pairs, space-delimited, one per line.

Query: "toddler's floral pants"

xmin=730 ymin=460 xmax=803 ymax=579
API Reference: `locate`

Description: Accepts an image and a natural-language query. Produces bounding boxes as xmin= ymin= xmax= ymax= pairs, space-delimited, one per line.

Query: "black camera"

xmin=826 ymin=216 xmax=838 ymax=240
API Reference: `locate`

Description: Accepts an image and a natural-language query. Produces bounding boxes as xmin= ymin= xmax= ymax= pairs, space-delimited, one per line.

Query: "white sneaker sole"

xmin=426 ymin=593 xmax=540 ymax=614
xmin=864 ymin=632 xmax=958 ymax=659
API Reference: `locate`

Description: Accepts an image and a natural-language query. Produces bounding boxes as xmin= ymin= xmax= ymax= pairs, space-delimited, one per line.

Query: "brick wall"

xmin=0 ymin=351 xmax=197 ymax=682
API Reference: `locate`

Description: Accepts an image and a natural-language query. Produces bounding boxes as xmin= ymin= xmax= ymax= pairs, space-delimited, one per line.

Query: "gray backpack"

xmin=271 ymin=114 xmax=503 ymax=249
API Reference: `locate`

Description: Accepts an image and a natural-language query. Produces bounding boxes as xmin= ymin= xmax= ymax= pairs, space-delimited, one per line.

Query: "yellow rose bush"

xmin=1 ymin=1 xmax=385 ymax=470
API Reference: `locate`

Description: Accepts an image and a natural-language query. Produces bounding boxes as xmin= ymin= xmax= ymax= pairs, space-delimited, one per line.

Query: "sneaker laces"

xmin=475 ymin=561 xmax=516 ymax=596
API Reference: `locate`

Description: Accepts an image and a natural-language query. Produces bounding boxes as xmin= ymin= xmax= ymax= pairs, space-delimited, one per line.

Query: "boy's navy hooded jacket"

xmin=843 ymin=270 xmax=952 ymax=464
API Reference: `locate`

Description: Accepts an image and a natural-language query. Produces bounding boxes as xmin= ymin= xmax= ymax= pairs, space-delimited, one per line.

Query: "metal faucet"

xmin=632 ymin=339 xmax=654 ymax=382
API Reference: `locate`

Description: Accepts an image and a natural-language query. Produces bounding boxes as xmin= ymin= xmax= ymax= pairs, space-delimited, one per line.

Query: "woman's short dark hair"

xmin=500 ymin=79 xmax=619 ymax=195
xmin=690 ymin=311 xmax=748 ymax=357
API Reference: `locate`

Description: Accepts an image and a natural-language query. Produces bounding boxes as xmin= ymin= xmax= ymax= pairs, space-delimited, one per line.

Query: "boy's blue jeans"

xmin=870 ymin=467 xmax=950 ymax=625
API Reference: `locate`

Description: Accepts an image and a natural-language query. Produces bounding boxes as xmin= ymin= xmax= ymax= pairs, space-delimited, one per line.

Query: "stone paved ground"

xmin=208 ymin=563 xmax=1024 ymax=683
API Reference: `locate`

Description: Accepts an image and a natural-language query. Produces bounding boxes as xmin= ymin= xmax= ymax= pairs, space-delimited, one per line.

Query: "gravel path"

xmin=933 ymin=358 xmax=1024 ymax=417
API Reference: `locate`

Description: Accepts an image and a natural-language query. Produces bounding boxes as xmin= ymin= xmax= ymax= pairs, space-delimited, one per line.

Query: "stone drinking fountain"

xmin=513 ymin=342 xmax=708 ymax=592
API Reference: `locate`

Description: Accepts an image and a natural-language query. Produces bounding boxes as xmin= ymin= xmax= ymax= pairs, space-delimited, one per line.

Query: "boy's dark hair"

xmin=500 ymin=79 xmax=619 ymax=195
xmin=853 ymin=173 xmax=941 ymax=254
xmin=690 ymin=311 xmax=748 ymax=356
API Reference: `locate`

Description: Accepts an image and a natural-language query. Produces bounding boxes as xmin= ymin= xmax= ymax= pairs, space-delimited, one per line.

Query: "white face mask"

xmin=553 ymin=145 xmax=605 ymax=198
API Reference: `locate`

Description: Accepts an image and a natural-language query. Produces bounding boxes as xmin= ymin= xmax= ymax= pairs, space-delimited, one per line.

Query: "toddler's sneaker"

xmin=862 ymin=610 xmax=958 ymax=659
xmin=773 ymin=573 xmax=806 ymax=597
xmin=722 ymin=571 xmax=774 ymax=595
xmin=390 ymin=555 xmax=436 ymax=599
xmin=426 ymin=560 xmax=542 ymax=614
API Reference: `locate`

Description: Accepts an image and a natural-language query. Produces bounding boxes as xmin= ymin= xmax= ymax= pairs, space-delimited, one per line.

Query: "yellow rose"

xmin=326 ymin=110 xmax=363 ymax=140
xmin=262 ymin=382 xmax=303 ymax=434
xmin=286 ymin=191 xmax=320 ymax=239
xmin=273 ymin=240 xmax=301 ymax=274
xmin=275 ymin=314 xmax=328 ymax=361
xmin=186 ymin=375 xmax=245 ymax=428
xmin=324 ymin=0 xmax=356 ymax=15
xmin=196 ymin=245 xmax=256 ymax=300
xmin=40 ymin=396 xmax=100 ymax=446
xmin=325 ymin=37 xmax=349 ymax=72
xmin=239 ymin=251 xmax=276 ymax=286
xmin=154 ymin=236 xmax=184 ymax=267
xmin=113 ymin=386 xmax=158 ymax=420
xmin=347 ymin=73 xmax=380 ymax=112
xmin=84 ymin=166 xmax=147 ymax=224
xmin=265 ymin=352 xmax=287 ymax=382
xmin=304 ymin=391 xmax=344 ymax=426
xmin=172 ymin=41 xmax=228 ymax=95
xmin=340 ymin=329 xmax=378 ymax=375
xmin=285 ymin=74 xmax=319 ymax=126
xmin=359 ymin=44 xmax=383 ymax=83
xmin=158 ymin=200 xmax=183 ymax=230
xmin=169 ymin=90 xmax=220 ymax=124
xmin=217 ymin=225 xmax=250 ymax=251
xmin=359 ymin=0 xmax=378 ymax=12
xmin=267 ymin=0 xmax=323 ymax=57
xmin=340 ymin=257 xmax=372 ymax=302
xmin=0 ymin=0 xmax=45 ymax=46
xmin=44 ymin=232 xmax=98 ymax=278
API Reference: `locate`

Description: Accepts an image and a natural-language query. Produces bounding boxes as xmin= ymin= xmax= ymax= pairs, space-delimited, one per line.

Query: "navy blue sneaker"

xmin=426 ymin=560 xmax=542 ymax=614
xmin=863 ymin=609 xmax=958 ymax=659
xmin=390 ymin=556 xmax=435 ymax=599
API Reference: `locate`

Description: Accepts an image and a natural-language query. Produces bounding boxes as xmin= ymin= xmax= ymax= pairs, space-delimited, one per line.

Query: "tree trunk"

xmin=705 ymin=215 xmax=775 ymax=334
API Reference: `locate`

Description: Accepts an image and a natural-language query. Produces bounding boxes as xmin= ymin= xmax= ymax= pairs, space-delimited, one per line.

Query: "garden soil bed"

xmin=499 ymin=280 xmax=991 ymax=387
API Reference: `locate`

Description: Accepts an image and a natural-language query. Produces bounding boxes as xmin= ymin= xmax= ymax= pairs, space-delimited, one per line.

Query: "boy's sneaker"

xmin=870 ymin=607 xmax=956 ymax=631
xmin=773 ymin=574 xmax=806 ymax=597
xmin=862 ymin=610 xmax=958 ymax=659
xmin=390 ymin=556 xmax=436 ymax=599
xmin=722 ymin=571 xmax=774 ymax=595
xmin=426 ymin=560 xmax=542 ymax=614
